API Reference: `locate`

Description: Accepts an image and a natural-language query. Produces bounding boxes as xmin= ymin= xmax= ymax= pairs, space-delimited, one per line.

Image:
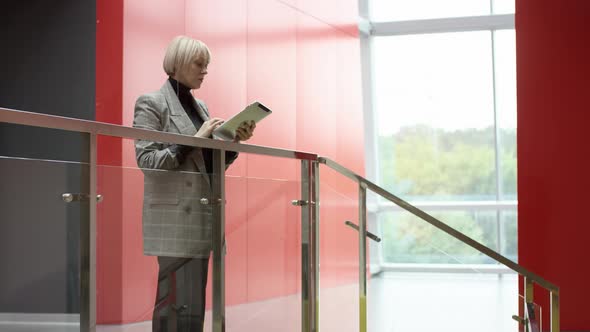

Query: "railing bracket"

xmin=291 ymin=199 xmax=309 ymax=206
xmin=512 ymin=315 xmax=527 ymax=325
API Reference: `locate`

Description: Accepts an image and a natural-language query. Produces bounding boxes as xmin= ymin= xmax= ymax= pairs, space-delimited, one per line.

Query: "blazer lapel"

xmin=160 ymin=81 xmax=209 ymax=181
xmin=161 ymin=81 xmax=197 ymax=136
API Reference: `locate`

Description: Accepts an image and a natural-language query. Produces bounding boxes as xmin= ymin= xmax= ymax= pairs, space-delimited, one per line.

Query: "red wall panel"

xmin=246 ymin=0 xmax=297 ymax=181
xmin=296 ymin=0 xmax=359 ymax=37
xmin=516 ymin=0 xmax=590 ymax=329
xmin=296 ymin=13 xmax=364 ymax=198
xmin=296 ymin=13 xmax=339 ymax=157
xmin=186 ymin=0 xmax=248 ymax=178
xmin=333 ymin=34 xmax=364 ymax=198
xmin=97 ymin=0 xmax=363 ymax=324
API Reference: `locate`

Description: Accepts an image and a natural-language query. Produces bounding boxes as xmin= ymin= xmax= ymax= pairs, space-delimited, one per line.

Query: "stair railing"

xmin=0 ymin=107 xmax=558 ymax=332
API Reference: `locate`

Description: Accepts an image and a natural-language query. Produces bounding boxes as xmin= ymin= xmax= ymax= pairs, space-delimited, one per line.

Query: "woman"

xmin=133 ymin=35 xmax=255 ymax=332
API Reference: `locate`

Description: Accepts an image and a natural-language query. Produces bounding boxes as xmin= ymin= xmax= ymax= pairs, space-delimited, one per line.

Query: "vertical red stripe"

xmin=517 ymin=0 xmax=590 ymax=329
xmin=96 ymin=0 xmax=124 ymax=324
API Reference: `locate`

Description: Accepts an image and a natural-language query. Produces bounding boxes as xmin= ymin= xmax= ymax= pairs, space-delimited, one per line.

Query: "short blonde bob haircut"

xmin=163 ymin=35 xmax=211 ymax=76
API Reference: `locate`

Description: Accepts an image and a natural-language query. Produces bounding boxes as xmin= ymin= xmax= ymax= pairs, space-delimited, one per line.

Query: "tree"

xmin=377 ymin=125 xmax=517 ymax=263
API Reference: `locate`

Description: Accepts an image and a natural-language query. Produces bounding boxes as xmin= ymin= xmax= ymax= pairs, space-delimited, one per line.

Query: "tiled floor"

xmin=0 ymin=272 xmax=520 ymax=332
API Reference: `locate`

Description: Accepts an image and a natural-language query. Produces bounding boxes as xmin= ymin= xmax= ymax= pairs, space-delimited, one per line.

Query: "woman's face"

xmin=176 ymin=57 xmax=208 ymax=89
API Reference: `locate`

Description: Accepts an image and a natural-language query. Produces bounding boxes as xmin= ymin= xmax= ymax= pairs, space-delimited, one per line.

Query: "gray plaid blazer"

xmin=133 ymin=81 xmax=216 ymax=258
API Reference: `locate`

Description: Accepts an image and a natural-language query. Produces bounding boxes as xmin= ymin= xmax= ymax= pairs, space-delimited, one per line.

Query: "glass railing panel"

xmin=368 ymin=209 xmax=519 ymax=332
xmin=517 ymin=295 xmax=543 ymax=332
xmin=97 ymin=137 xmax=302 ymax=331
xmin=0 ymin=123 xmax=90 ymax=163
xmin=96 ymin=135 xmax=303 ymax=331
xmin=95 ymin=165 xmax=176 ymax=330
xmin=96 ymin=135 xmax=220 ymax=331
xmin=221 ymin=154 xmax=301 ymax=332
xmin=98 ymin=165 xmax=223 ymax=331
xmin=0 ymin=125 xmax=89 ymax=332
xmin=500 ymin=210 xmax=517 ymax=262
xmin=380 ymin=210 xmax=498 ymax=264
xmin=318 ymin=165 xmax=360 ymax=332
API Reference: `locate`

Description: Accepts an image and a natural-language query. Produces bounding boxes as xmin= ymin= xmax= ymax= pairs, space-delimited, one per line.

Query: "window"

xmin=365 ymin=3 xmax=516 ymax=268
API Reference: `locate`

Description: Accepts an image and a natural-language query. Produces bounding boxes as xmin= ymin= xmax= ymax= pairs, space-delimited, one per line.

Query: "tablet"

xmin=213 ymin=101 xmax=272 ymax=140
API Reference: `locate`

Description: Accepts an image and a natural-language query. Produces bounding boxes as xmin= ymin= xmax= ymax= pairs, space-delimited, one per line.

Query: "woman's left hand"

xmin=234 ymin=120 xmax=256 ymax=142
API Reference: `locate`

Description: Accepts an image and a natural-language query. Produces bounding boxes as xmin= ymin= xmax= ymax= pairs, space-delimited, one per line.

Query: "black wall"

xmin=0 ymin=0 xmax=95 ymax=160
xmin=0 ymin=0 xmax=95 ymax=313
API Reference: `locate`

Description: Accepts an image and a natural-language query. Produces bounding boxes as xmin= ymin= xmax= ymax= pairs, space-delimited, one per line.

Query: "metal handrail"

xmin=0 ymin=107 xmax=317 ymax=161
xmin=376 ymin=200 xmax=517 ymax=211
xmin=319 ymin=156 xmax=559 ymax=293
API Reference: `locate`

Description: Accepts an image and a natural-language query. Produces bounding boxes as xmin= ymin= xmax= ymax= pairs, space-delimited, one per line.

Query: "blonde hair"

xmin=162 ymin=36 xmax=211 ymax=76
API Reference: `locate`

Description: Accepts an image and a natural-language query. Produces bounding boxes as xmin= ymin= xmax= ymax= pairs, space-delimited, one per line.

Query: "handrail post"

xmin=358 ymin=183 xmax=368 ymax=332
xmin=212 ymin=149 xmax=226 ymax=332
xmin=300 ymin=160 xmax=310 ymax=332
xmin=300 ymin=160 xmax=320 ymax=332
xmin=550 ymin=291 xmax=560 ymax=332
xmin=311 ymin=161 xmax=320 ymax=332
xmin=524 ymin=277 xmax=534 ymax=332
xmin=524 ymin=276 xmax=534 ymax=305
xmin=80 ymin=133 xmax=97 ymax=332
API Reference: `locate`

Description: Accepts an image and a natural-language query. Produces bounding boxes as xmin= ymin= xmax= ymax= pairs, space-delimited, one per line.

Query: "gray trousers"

xmin=152 ymin=256 xmax=209 ymax=332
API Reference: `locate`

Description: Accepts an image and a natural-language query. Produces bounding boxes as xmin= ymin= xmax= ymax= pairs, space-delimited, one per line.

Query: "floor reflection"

xmin=1 ymin=272 xmax=519 ymax=332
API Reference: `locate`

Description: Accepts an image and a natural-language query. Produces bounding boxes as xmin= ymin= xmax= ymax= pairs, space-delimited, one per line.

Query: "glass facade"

xmin=368 ymin=3 xmax=516 ymax=266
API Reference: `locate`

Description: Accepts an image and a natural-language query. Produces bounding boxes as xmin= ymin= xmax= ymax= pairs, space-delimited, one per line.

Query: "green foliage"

xmin=377 ymin=125 xmax=517 ymax=264
xmin=382 ymin=211 xmax=496 ymax=264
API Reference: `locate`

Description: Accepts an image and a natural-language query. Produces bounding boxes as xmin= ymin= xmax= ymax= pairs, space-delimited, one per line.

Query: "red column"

xmin=516 ymin=0 xmax=590 ymax=329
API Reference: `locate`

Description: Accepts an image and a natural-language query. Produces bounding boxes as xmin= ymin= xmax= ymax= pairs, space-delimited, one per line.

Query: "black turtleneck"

xmin=168 ymin=77 xmax=238 ymax=172
xmin=169 ymin=77 xmax=205 ymax=131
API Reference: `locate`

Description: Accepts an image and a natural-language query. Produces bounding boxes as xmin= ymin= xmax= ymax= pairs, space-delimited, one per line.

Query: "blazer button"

xmin=184 ymin=206 xmax=192 ymax=214
xmin=186 ymin=181 xmax=192 ymax=187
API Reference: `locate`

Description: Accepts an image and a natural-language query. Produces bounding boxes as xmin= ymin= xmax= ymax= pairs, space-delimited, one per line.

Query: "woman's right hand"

xmin=195 ymin=118 xmax=225 ymax=138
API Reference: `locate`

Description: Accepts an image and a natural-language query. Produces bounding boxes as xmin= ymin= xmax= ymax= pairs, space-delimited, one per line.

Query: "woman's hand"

xmin=195 ymin=118 xmax=225 ymax=138
xmin=234 ymin=120 xmax=256 ymax=142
